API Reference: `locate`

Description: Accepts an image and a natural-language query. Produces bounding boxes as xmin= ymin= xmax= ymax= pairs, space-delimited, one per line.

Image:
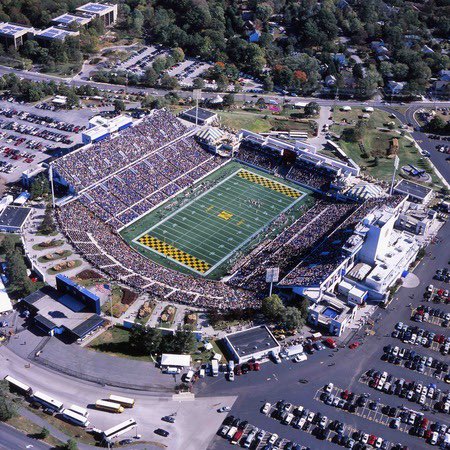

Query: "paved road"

xmin=2 ymin=65 xmax=450 ymax=110
xmin=201 ymin=220 xmax=450 ymax=450
xmin=0 ymin=422 xmax=51 ymax=450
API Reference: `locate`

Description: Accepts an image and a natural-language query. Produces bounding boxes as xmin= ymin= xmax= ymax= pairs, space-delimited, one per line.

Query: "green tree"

xmin=143 ymin=67 xmax=158 ymax=87
xmin=38 ymin=206 xmax=56 ymax=235
xmin=160 ymin=74 xmax=179 ymax=90
xmin=172 ymin=47 xmax=185 ymax=63
xmin=38 ymin=427 xmax=50 ymax=439
xmin=129 ymin=326 xmax=162 ymax=354
xmin=304 ymin=102 xmax=320 ymax=117
xmin=113 ymin=99 xmax=125 ymax=113
xmin=222 ymin=93 xmax=235 ymax=108
xmin=262 ymin=295 xmax=284 ymax=321
xmin=172 ymin=330 xmax=196 ymax=353
xmin=299 ymin=298 xmax=309 ymax=318
xmin=30 ymin=173 xmax=50 ymax=199
xmin=62 ymin=439 xmax=79 ymax=450
xmin=0 ymin=235 xmax=16 ymax=257
xmin=192 ymin=78 xmax=205 ymax=89
xmin=279 ymin=306 xmax=304 ymax=330
xmin=0 ymin=381 xmax=17 ymax=421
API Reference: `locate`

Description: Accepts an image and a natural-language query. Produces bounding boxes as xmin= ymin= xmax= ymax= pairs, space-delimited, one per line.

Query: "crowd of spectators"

xmin=280 ymin=195 xmax=406 ymax=287
xmin=57 ymin=201 xmax=262 ymax=310
xmin=54 ymin=111 xmax=405 ymax=311
xmin=229 ymin=201 xmax=357 ymax=291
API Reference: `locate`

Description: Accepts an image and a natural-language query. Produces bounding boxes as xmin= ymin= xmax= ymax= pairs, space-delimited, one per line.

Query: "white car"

xmin=220 ymin=425 xmax=230 ymax=437
xmin=261 ymin=403 xmax=271 ymax=414
xmin=430 ymin=431 xmax=438 ymax=445
xmin=325 ymin=382 xmax=334 ymax=393
xmin=228 ymin=371 xmax=235 ymax=382
xmin=282 ymin=413 xmax=294 ymax=425
xmin=268 ymin=433 xmax=278 ymax=445
xmin=306 ymin=412 xmax=315 ymax=422
xmin=361 ymin=433 xmax=369 ymax=444
xmin=293 ymin=353 xmax=308 ymax=363
xmin=375 ymin=437 xmax=383 ymax=448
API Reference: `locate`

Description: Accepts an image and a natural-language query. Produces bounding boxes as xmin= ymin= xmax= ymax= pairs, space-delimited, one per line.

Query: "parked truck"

xmin=211 ymin=359 xmax=219 ymax=377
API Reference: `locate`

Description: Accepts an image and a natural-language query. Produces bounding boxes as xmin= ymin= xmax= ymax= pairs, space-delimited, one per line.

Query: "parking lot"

xmin=0 ymin=99 xmax=93 ymax=182
xmin=205 ymin=220 xmax=450 ymax=450
xmin=115 ymin=45 xmax=212 ymax=86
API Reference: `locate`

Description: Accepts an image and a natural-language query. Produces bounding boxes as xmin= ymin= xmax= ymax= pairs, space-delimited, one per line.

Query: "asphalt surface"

xmin=201 ymin=219 xmax=450 ymax=450
xmin=0 ymin=422 xmax=51 ymax=450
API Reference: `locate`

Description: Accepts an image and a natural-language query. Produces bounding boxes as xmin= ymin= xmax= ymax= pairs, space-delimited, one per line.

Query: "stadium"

xmin=53 ymin=109 xmax=404 ymax=310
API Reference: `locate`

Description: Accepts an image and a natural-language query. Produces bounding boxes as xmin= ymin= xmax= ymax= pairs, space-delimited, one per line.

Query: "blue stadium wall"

xmin=55 ymin=274 xmax=101 ymax=314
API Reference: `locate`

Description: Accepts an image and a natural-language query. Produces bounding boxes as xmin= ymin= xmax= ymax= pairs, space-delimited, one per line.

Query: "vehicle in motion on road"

xmin=95 ymin=399 xmax=124 ymax=413
xmin=108 ymin=394 xmax=135 ymax=408
xmin=154 ymin=428 xmax=169 ymax=437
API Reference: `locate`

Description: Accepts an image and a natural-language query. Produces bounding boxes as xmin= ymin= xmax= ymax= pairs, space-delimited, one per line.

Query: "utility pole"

xmin=193 ymin=89 xmax=202 ymax=127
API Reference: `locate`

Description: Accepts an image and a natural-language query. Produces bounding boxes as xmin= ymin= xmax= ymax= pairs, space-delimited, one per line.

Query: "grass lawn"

xmin=31 ymin=409 xmax=98 ymax=445
xmin=7 ymin=414 xmax=64 ymax=447
xmin=331 ymin=108 xmax=439 ymax=184
xmin=218 ymin=109 xmax=315 ymax=134
xmin=192 ymin=340 xmax=224 ymax=364
xmin=88 ymin=326 xmax=152 ymax=362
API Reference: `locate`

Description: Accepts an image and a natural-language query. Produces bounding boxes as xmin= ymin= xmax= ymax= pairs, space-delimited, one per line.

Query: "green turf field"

xmin=128 ymin=167 xmax=306 ymax=276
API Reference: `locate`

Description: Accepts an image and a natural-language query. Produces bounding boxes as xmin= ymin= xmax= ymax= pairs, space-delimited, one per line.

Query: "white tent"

xmin=160 ymin=353 xmax=191 ymax=368
xmin=0 ymin=279 xmax=12 ymax=313
xmin=210 ymin=95 xmax=223 ymax=104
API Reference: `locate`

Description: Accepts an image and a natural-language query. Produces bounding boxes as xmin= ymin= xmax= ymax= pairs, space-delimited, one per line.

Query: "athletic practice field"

xmin=122 ymin=165 xmax=308 ymax=276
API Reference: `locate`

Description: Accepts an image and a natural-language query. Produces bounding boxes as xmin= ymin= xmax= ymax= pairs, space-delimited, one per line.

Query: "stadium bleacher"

xmin=55 ymin=109 xmax=397 ymax=309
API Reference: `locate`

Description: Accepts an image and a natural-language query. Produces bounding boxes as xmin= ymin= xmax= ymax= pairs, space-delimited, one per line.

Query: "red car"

xmin=324 ymin=338 xmax=337 ymax=348
xmin=253 ymin=362 xmax=260 ymax=371
xmin=234 ymin=365 xmax=242 ymax=376
xmin=341 ymin=390 xmax=350 ymax=400
xmin=349 ymin=342 xmax=360 ymax=349
xmin=368 ymin=435 xmax=376 ymax=446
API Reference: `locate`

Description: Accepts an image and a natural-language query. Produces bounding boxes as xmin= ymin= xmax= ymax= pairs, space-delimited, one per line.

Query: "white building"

xmin=223 ymin=326 xmax=281 ymax=364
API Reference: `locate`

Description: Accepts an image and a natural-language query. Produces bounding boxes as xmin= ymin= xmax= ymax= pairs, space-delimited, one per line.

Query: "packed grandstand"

xmin=54 ymin=109 xmax=403 ymax=309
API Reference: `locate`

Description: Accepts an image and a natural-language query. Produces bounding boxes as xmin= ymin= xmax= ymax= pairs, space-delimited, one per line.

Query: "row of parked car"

xmin=393 ymin=322 xmax=450 ymax=354
xmin=364 ymin=368 xmax=447 ymax=411
xmin=0 ymin=107 xmax=84 ymax=133
xmin=218 ymin=412 xmax=307 ymax=449
xmin=383 ymin=344 xmax=450 ymax=381
xmin=414 ymin=305 xmax=450 ymax=328
xmin=3 ymin=121 xmax=72 ymax=145
xmin=321 ymin=383 xmax=449 ymax=447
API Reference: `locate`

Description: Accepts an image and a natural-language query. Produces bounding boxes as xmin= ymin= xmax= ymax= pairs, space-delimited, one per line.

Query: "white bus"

xmin=4 ymin=375 xmax=33 ymax=395
xmin=102 ymin=418 xmax=137 ymax=442
xmin=95 ymin=399 xmax=124 ymax=413
xmin=33 ymin=391 xmax=64 ymax=412
xmin=62 ymin=408 xmax=90 ymax=427
xmin=68 ymin=404 xmax=89 ymax=418
xmin=108 ymin=395 xmax=135 ymax=408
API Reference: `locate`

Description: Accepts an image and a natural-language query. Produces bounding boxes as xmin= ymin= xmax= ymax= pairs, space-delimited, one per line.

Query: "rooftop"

xmin=0 ymin=206 xmax=31 ymax=229
xmin=0 ymin=22 xmax=33 ymax=36
xmin=394 ymin=179 xmax=433 ymax=202
xmin=181 ymin=107 xmax=217 ymax=122
xmin=76 ymin=2 xmax=115 ymax=13
xmin=225 ymin=325 xmax=280 ymax=358
xmin=37 ymin=27 xmax=79 ymax=40
xmin=52 ymin=14 xmax=92 ymax=26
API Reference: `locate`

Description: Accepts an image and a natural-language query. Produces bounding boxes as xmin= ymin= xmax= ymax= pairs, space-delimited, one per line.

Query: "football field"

xmin=131 ymin=168 xmax=306 ymax=275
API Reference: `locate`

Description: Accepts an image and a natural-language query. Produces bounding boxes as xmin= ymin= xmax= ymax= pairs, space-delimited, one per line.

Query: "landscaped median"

xmin=46 ymin=260 xmax=82 ymax=275
xmin=32 ymin=239 xmax=64 ymax=251
xmin=37 ymin=249 xmax=73 ymax=263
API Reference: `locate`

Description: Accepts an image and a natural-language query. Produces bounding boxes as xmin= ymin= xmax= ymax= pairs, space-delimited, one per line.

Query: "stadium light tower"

xmin=266 ymin=267 xmax=280 ymax=296
xmin=193 ymin=89 xmax=202 ymax=126
xmin=49 ymin=165 xmax=56 ymax=209
xmin=389 ymin=155 xmax=399 ymax=195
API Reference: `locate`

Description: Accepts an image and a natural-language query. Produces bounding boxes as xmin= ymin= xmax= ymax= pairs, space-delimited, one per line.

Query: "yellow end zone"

xmin=137 ymin=234 xmax=210 ymax=273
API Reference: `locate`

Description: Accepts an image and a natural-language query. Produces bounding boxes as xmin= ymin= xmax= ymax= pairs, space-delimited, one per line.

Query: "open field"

xmin=331 ymin=108 xmax=438 ymax=182
xmin=122 ymin=164 xmax=309 ymax=277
